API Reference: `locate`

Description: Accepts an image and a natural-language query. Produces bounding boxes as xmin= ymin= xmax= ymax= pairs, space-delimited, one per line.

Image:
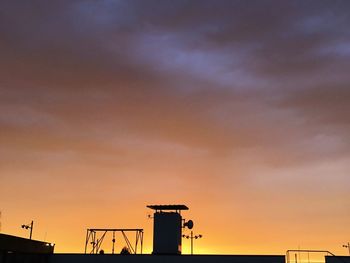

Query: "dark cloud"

xmin=1 ymin=0 xmax=350 ymax=168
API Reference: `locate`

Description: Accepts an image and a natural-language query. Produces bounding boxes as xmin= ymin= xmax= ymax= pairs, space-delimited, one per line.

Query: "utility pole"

xmin=21 ymin=220 xmax=34 ymax=239
xmin=191 ymin=231 xmax=193 ymax=255
xmin=343 ymin=242 xmax=350 ymax=256
xmin=182 ymin=231 xmax=202 ymax=255
xmin=29 ymin=220 xmax=33 ymax=239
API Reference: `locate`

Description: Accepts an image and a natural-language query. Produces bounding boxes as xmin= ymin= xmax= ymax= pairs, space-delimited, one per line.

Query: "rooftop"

xmin=146 ymin=204 xmax=189 ymax=211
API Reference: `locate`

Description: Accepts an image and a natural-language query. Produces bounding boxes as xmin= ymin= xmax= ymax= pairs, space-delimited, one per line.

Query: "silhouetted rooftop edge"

xmin=147 ymin=205 xmax=189 ymax=211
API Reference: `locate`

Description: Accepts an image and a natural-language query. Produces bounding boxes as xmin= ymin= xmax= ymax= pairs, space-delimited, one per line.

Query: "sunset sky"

xmin=0 ymin=0 xmax=350 ymax=256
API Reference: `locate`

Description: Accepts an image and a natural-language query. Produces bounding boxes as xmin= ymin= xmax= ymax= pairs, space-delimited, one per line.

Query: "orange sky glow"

xmin=0 ymin=0 xmax=350 ymax=256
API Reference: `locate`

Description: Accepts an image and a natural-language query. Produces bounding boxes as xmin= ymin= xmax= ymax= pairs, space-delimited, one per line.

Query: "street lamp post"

xmin=343 ymin=242 xmax=350 ymax=256
xmin=182 ymin=231 xmax=202 ymax=255
xmin=21 ymin=220 xmax=34 ymax=239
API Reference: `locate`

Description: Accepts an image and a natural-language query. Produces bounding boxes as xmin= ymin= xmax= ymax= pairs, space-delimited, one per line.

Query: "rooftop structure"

xmin=147 ymin=205 xmax=189 ymax=212
xmin=147 ymin=204 xmax=191 ymax=255
xmin=0 ymin=233 xmax=54 ymax=254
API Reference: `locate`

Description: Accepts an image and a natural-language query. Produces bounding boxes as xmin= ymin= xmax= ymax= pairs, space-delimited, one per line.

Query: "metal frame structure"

xmin=84 ymin=228 xmax=143 ymax=254
xmin=285 ymin=250 xmax=347 ymax=263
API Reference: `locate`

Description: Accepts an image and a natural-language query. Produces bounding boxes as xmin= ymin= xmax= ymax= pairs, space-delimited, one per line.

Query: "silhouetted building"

xmin=0 ymin=233 xmax=54 ymax=263
xmin=0 ymin=233 xmax=54 ymax=254
xmin=147 ymin=205 xmax=189 ymax=255
xmin=2 ymin=205 xmax=348 ymax=263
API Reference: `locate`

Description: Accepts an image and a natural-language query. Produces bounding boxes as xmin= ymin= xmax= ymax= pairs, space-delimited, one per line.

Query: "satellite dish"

xmin=184 ymin=220 xmax=194 ymax=229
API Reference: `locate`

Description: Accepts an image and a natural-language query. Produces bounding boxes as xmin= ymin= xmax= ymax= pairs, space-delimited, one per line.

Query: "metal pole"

xmin=84 ymin=229 xmax=89 ymax=254
xmin=112 ymin=231 xmax=115 ymax=254
xmin=92 ymin=231 xmax=96 ymax=254
xmin=29 ymin=221 xmax=33 ymax=240
xmin=141 ymin=231 xmax=143 ymax=255
xmin=343 ymin=242 xmax=350 ymax=255
xmin=191 ymin=231 xmax=193 ymax=255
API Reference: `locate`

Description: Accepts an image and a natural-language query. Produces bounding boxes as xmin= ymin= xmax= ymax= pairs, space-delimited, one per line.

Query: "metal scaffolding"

xmin=84 ymin=228 xmax=143 ymax=254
